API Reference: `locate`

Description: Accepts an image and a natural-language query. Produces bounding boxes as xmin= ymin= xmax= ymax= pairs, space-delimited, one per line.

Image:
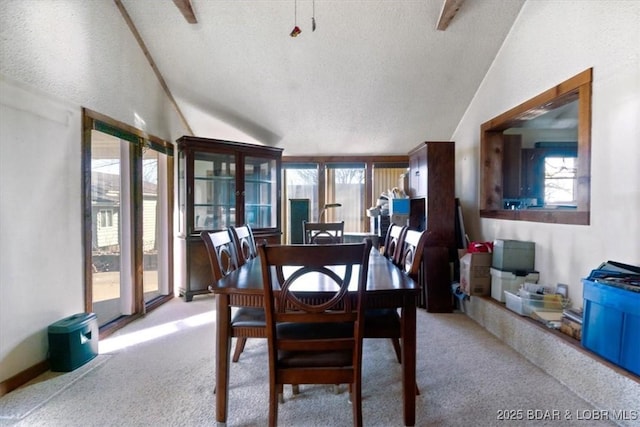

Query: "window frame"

xmin=282 ymin=156 xmax=409 ymax=236
xmin=479 ymin=68 xmax=592 ymax=225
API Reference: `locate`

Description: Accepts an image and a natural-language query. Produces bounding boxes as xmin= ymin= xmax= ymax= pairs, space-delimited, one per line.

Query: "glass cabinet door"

xmin=178 ymin=150 xmax=186 ymax=235
xmin=193 ymin=152 xmax=236 ymax=231
xmin=244 ymin=156 xmax=277 ymax=229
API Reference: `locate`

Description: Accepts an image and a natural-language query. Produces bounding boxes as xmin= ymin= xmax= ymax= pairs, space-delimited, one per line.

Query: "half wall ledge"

xmin=464 ymin=296 xmax=639 ymax=427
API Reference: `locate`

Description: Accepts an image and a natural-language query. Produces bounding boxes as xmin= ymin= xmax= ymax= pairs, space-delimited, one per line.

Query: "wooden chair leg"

xmin=232 ymin=337 xmax=247 ymax=362
xmin=352 ymin=381 xmax=363 ymax=427
xmin=270 ymin=383 xmax=280 ymax=427
xmin=391 ymin=338 xmax=402 ymax=363
xmin=277 ymin=383 xmax=284 ymax=404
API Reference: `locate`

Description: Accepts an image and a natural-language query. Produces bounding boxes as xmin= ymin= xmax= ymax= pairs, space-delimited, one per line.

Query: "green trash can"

xmin=48 ymin=312 xmax=98 ymax=372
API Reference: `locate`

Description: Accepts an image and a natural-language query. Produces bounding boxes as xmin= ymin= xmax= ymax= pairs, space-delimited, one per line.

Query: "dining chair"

xmin=303 ymin=220 xmax=345 ymax=244
xmin=397 ymin=229 xmax=429 ymax=280
xmin=364 ymin=228 xmax=426 ymax=396
xmin=364 ymin=223 xmax=408 ymax=363
xmin=229 ymin=224 xmax=257 ymax=266
xmin=392 ymin=228 xmax=429 ymax=395
xmin=258 ymin=239 xmax=373 ymax=427
xmin=225 ymin=224 xmax=259 ymax=361
xmin=382 ymin=223 xmax=408 ymax=266
xmin=201 ymin=229 xmax=265 ymax=363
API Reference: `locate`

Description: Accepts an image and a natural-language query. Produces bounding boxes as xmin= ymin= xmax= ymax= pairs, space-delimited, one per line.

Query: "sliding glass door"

xmin=142 ymin=146 xmax=171 ymax=304
xmin=90 ymin=131 xmax=126 ymax=325
xmin=83 ymin=110 xmax=173 ymax=332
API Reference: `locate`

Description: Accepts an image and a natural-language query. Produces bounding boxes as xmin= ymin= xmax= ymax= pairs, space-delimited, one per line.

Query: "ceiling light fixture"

xmin=290 ymin=0 xmax=301 ymax=37
xmin=312 ymin=0 xmax=316 ymax=31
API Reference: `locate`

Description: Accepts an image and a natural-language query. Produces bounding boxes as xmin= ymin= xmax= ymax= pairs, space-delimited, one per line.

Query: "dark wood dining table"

xmin=210 ymin=248 xmax=420 ymax=426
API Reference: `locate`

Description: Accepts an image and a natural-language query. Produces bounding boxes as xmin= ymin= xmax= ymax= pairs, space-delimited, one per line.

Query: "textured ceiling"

xmin=121 ymin=0 xmax=525 ymax=155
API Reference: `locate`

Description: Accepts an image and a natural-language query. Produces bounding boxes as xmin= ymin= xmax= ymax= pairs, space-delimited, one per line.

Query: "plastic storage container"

xmin=490 ymin=267 xmax=539 ymax=302
xmin=388 ymin=198 xmax=410 ymax=216
xmin=48 ymin=312 xmax=98 ymax=372
xmin=582 ymin=279 xmax=640 ymax=376
xmin=492 ymin=239 xmax=535 ymax=271
xmin=504 ymin=290 xmax=565 ymax=317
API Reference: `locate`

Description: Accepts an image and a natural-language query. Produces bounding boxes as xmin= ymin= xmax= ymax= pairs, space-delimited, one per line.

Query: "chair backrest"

xmin=258 ymin=239 xmax=372 ymax=370
xmin=200 ymin=229 xmax=240 ymax=282
xmin=229 ymin=224 xmax=257 ymax=266
xmin=302 ymin=220 xmax=345 ymax=244
xmin=397 ymin=229 xmax=428 ymax=280
xmin=382 ymin=224 xmax=408 ymax=266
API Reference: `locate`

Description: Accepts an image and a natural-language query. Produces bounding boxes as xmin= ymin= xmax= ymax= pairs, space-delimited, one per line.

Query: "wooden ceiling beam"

xmin=114 ymin=0 xmax=194 ymax=135
xmin=436 ymin=0 xmax=465 ymax=31
xmin=173 ymin=0 xmax=197 ymax=24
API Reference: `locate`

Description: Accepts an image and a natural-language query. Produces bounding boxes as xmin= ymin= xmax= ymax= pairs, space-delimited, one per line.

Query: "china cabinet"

xmin=176 ymin=136 xmax=282 ymax=301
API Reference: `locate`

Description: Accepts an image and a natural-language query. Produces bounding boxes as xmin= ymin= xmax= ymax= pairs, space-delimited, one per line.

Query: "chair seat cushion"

xmin=231 ymin=307 xmax=265 ymax=327
xmin=364 ymin=308 xmax=401 ymax=337
xmin=276 ymin=322 xmax=354 ymax=368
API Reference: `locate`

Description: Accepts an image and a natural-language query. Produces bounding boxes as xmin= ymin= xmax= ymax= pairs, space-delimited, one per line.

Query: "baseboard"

xmin=0 ymin=295 xmax=175 ymax=398
xmin=464 ymin=296 xmax=640 ymax=427
xmin=0 ymin=360 xmax=49 ymax=398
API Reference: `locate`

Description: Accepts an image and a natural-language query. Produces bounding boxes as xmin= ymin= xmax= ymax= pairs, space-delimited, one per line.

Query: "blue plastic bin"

xmin=388 ymin=198 xmax=410 ymax=216
xmin=582 ymin=279 xmax=640 ymax=376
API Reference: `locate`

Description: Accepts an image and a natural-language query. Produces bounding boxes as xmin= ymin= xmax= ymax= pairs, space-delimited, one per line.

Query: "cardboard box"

xmin=399 ymin=173 xmax=409 ymax=194
xmin=459 ymin=252 xmax=492 ymax=296
xmin=560 ymin=317 xmax=582 ymax=340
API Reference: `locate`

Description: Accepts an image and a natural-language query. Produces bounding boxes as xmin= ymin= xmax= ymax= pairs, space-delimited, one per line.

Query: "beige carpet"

xmin=0 ymin=356 xmax=111 ymax=420
xmin=0 ymin=297 xmax=617 ymax=427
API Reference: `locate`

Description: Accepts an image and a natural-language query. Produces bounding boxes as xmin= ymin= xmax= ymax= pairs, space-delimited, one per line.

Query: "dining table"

xmin=210 ymin=247 xmax=420 ymax=426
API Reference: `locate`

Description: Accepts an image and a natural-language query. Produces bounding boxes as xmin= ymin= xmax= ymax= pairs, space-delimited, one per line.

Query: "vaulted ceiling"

xmin=120 ymin=0 xmax=525 ymax=155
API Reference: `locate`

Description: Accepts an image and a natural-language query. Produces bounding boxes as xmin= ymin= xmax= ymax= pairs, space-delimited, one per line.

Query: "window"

xmin=284 ymin=163 xmax=319 ymax=215
xmin=373 ymin=163 xmax=409 ymax=201
xmin=282 ymin=157 xmax=409 ymax=240
xmin=326 ymin=163 xmax=366 ymax=231
xmin=98 ymin=209 xmax=114 ymax=228
xmin=544 ymin=156 xmax=577 ymax=205
xmin=282 ymin=164 xmax=318 ymax=243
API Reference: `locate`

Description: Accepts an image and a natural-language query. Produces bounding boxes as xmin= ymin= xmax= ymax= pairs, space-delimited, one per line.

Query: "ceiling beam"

xmin=172 ymin=0 xmax=197 ymax=24
xmin=436 ymin=0 xmax=465 ymax=31
xmin=114 ymin=0 xmax=194 ymax=135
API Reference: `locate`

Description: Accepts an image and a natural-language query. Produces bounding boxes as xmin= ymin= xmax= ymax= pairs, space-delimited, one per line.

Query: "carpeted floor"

xmin=0 ymin=297 xmax=617 ymax=427
xmin=0 ymin=356 xmax=111 ymax=420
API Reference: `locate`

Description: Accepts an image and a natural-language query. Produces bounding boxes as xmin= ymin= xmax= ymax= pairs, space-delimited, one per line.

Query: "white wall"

xmin=453 ymin=1 xmax=640 ymax=305
xmin=1 ymin=0 xmax=638 ymax=386
xmin=0 ymin=0 xmax=187 ymax=383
